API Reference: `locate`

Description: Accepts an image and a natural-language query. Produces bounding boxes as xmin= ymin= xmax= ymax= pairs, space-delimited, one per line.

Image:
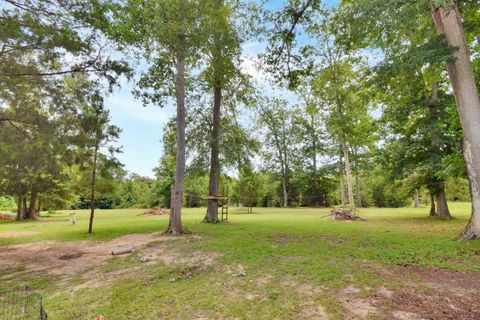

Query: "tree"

xmin=153 ymin=118 xmax=177 ymax=208
xmin=0 ymin=0 xmax=128 ymax=99
xmin=0 ymin=79 xmax=75 ymax=220
xmin=292 ymin=79 xmax=328 ymax=206
xmin=257 ymin=98 xmax=296 ymax=207
xmin=236 ymin=164 xmax=264 ymax=212
xmin=337 ymin=0 xmax=480 ymax=237
xmin=431 ymin=2 xmax=480 ymax=238
xmin=76 ymin=92 xmax=121 ymax=234
xmin=202 ymin=0 xmax=243 ymax=223
xmin=111 ymin=0 xmax=209 ymax=234
xmin=312 ymin=55 xmax=373 ymax=211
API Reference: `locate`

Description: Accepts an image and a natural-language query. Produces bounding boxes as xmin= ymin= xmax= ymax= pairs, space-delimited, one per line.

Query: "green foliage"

xmin=236 ymin=165 xmax=265 ymax=208
xmin=0 ymin=196 xmax=15 ymax=210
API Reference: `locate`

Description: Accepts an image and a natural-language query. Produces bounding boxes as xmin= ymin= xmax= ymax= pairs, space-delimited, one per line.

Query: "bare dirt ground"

xmin=0 ymin=233 xmax=478 ymax=319
xmin=0 ymin=231 xmax=41 ymax=238
xmin=335 ymin=265 xmax=480 ymax=320
xmin=0 ymin=232 xmax=219 ymax=291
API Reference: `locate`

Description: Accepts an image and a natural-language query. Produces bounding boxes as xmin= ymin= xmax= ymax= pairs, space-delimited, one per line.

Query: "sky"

xmin=105 ymin=0 xmax=340 ymax=178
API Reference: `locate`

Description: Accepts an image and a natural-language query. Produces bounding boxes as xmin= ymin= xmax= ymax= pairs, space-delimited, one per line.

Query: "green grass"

xmin=0 ymin=203 xmax=479 ymax=319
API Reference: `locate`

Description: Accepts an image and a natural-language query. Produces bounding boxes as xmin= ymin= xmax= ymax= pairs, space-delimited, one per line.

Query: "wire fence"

xmin=0 ymin=287 xmax=47 ymax=320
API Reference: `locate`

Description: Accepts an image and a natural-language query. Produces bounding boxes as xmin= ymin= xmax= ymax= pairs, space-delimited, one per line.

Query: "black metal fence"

xmin=0 ymin=287 xmax=47 ymax=320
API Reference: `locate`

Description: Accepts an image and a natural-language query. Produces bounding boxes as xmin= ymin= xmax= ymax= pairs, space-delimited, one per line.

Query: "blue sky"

xmin=105 ymin=0 xmax=339 ymax=178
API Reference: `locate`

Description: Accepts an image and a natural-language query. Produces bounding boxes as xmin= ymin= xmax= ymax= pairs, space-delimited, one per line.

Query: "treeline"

xmin=0 ymin=0 xmax=127 ymax=224
xmin=1 ymin=0 xmax=480 ymax=238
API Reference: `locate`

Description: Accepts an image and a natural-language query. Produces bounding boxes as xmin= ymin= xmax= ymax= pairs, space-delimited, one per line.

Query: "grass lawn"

xmin=0 ymin=203 xmax=479 ymax=319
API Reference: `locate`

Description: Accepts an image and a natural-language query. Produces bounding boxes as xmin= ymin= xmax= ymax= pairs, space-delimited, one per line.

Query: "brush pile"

xmin=0 ymin=213 xmax=14 ymax=221
xmin=330 ymin=208 xmax=361 ymax=221
xmin=143 ymin=207 xmax=168 ymax=216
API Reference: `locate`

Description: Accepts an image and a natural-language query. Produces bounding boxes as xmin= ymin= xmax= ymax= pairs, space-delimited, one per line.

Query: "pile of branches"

xmin=143 ymin=207 xmax=168 ymax=216
xmin=0 ymin=213 xmax=14 ymax=221
xmin=330 ymin=208 xmax=362 ymax=221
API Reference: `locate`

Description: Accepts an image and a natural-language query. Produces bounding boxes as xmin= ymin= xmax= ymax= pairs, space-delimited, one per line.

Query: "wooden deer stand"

xmin=202 ymin=188 xmax=229 ymax=221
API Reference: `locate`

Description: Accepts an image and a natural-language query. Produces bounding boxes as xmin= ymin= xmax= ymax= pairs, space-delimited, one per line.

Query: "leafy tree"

xmin=291 ymin=79 xmax=329 ymax=206
xmin=74 ymin=91 xmax=121 ymax=233
xmin=0 ymin=78 xmax=75 ymax=220
xmin=338 ymin=0 xmax=480 ymax=237
xmin=111 ymin=0 xmax=211 ymax=234
xmin=257 ymin=98 xmax=297 ymax=207
xmin=236 ymin=164 xmax=264 ymax=212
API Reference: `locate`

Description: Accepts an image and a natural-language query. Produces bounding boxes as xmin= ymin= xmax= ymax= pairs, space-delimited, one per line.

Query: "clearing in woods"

xmin=0 ymin=203 xmax=479 ymax=319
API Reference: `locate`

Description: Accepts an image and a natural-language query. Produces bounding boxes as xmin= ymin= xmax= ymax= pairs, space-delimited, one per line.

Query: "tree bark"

xmin=355 ymin=174 xmax=362 ymax=208
xmin=436 ymin=181 xmax=451 ymax=220
xmin=37 ymin=195 xmax=41 ymax=214
xmin=430 ymin=191 xmax=437 ymax=216
xmin=166 ymin=13 xmax=186 ymax=235
xmin=429 ymin=81 xmax=452 ymax=220
xmin=311 ymin=114 xmax=319 ymax=206
xmin=16 ymin=193 xmax=24 ymax=221
xmin=353 ymin=146 xmax=362 ymax=208
xmin=339 ymin=152 xmax=346 ymax=208
xmin=282 ymin=121 xmax=289 ymax=207
xmin=342 ymin=140 xmax=355 ymax=211
xmin=88 ymin=144 xmax=98 ymax=234
xmin=461 ymin=138 xmax=480 ymax=239
xmin=431 ymin=5 xmax=480 ymax=238
xmin=204 ymin=86 xmax=222 ymax=223
xmin=414 ymin=189 xmax=420 ymax=208
xmin=26 ymin=191 xmax=37 ymax=220
xmin=282 ymin=173 xmax=288 ymax=207
xmin=22 ymin=195 xmax=27 ymax=219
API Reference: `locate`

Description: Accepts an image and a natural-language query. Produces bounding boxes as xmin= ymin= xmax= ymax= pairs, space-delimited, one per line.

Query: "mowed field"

xmin=0 ymin=203 xmax=479 ymax=319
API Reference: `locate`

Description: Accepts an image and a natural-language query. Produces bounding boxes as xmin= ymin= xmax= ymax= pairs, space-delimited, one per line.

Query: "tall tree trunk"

xmin=436 ymin=181 xmax=451 ymax=220
xmin=414 ymin=189 xmax=420 ymax=208
xmin=342 ymin=140 xmax=355 ymax=211
xmin=339 ymin=152 xmax=346 ymax=208
xmin=355 ymin=174 xmax=362 ymax=208
xmin=88 ymin=144 xmax=98 ymax=234
xmin=283 ymin=123 xmax=289 ymax=207
xmin=432 ymin=5 xmax=480 ymax=239
xmin=22 ymin=196 xmax=27 ymax=219
xmin=429 ymin=81 xmax=452 ymax=220
xmin=167 ymin=16 xmax=186 ymax=234
xmin=26 ymin=191 xmax=37 ymax=220
xmin=430 ymin=191 xmax=437 ymax=216
xmin=353 ymin=146 xmax=362 ymax=207
xmin=462 ymin=138 xmax=480 ymax=239
xmin=311 ymin=114 xmax=319 ymax=206
xmin=16 ymin=193 xmax=24 ymax=221
xmin=282 ymin=173 xmax=288 ymax=207
xmin=204 ymin=86 xmax=222 ymax=223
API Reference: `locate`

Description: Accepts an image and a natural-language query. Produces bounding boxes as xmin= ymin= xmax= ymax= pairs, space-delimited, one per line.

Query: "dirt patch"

xmin=58 ymin=252 xmax=83 ymax=260
xmin=387 ymin=288 xmax=479 ymax=320
xmin=177 ymin=264 xmax=208 ymax=278
xmin=0 ymin=213 xmax=15 ymax=221
xmin=335 ymin=265 xmax=480 ymax=320
xmin=381 ymin=265 xmax=480 ymax=319
xmin=299 ymin=301 xmax=329 ymax=319
xmin=397 ymin=265 xmax=480 ymax=295
xmin=322 ymin=235 xmax=345 ymax=244
xmin=0 ymin=232 xmax=212 ymax=278
xmin=255 ymin=274 xmax=272 ymax=286
xmin=0 ymin=231 xmax=41 ymax=238
xmin=337 ymin=285 xmax=377 ymax=318
xmin=296 ymin=284 xmax=325 ymax=296
xmin=274 ymin=234 xmax=299 ymax=244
